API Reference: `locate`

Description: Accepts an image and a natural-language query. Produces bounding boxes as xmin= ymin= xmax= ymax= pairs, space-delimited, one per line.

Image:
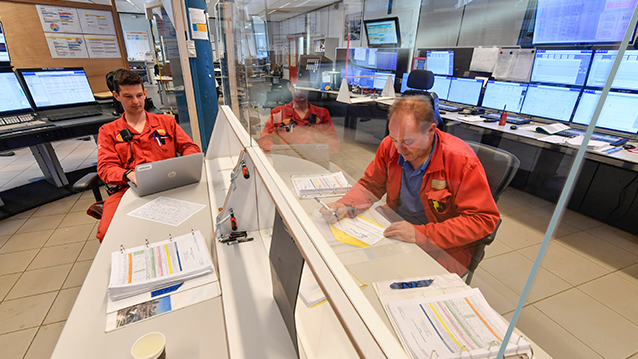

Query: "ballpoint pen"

xmin=314 ymin=196 xmax=339 ymax=219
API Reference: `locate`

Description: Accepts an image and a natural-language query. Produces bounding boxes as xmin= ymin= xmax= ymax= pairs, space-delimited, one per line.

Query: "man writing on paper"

xmin=96 ymin=70 xmax=201 ymax=242
xmin=258 ymin=80 xmax=341 ymax=154
xmin=320 ymin=96 xmax=499 ymax=276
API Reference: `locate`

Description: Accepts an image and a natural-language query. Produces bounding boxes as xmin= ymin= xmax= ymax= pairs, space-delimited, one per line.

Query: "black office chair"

xmin=463 ymin=141 xmax=520 ymax=285
xmin=402 ymin=70 xmax=446 ymax=132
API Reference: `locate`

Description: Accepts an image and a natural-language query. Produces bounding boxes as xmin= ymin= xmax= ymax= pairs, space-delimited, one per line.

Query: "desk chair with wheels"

xmin=402 ymin=70 xmax=446 ymax=132
xmin=463 ymin=141 xmax=520 ymax=284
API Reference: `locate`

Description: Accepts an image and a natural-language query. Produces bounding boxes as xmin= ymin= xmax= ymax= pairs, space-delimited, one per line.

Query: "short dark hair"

xmin=388 ymin=96 xmax=435 ymax=132
xmin=113 ymin=69 xmax=143 ymax=93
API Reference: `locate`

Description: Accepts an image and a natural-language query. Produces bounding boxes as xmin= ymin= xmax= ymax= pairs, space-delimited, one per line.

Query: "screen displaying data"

xmin=427 ymin=51 xmax=454 ymax=76
xmin=400 ymin=73 xmax=412 ymax=93
xmin=430 ymin=76 xmax=451 ymax=100
xmin=572 ymin=90 xmax=638 ymax=133
xmin=531 ymin=50 xmax=593 ymax=86
xmin=373 ymin=72 xmax=395 ymax=90
xmin=20 ymin=69 xmax=96 ymax=108
xmin=586 ymin=50 xmax=638 ymax=90
xmin=533 ymin=0 xmax=638 ymax=44
xmin=0 ymin=72 xmax=32 ymax=114
xmin=412 ymin=57 xmax=426 ymax=70
xmin=0 ymin=22 xmax=9 ymax=63
xmin=521 ymin=84 xmax=580 ymax=122
xmin=365 ymin=20 xmax=399 ymax=46
xmin=376 ymin=52 xmax=398 ymax=71
xmin=482 ymin=81 xmax=528 ymax=113
xmin=447 ymin=77 xmax=483 ymax=106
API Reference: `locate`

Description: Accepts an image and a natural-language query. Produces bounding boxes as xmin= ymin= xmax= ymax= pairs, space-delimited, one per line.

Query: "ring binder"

xmin=430 ymin=351 xmax=440 ymax=359
xmin=145 ymin=239 xmax=150 ymax=248
xmin=120 ymin=245 xmax=125 ymax=254
xmin=461 ymin=346 xmax=473 ymax=358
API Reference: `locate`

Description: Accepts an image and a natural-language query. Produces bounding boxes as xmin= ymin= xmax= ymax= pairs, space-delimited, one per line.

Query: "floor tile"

xmin=560 ymin=209 xmax=605 ymax=231
xmin=0 ymin=273 xmax=21 ymax=301
xmin=495 ymin=194 xmax=535 ymax=215
xmin=77 ymin=240 xmax=100 ymax=261
xmin=6 ymin=264 xmax=72 ymax=300
xmin=62 ymin=260 xmax=92 ymax=289
xmin=0 ymin=229 xmax=54 ymax=254
xmin=557 ymin=232 xmax=638 ymax=271
xmin=46 ymin=224 xmax=94 ymax=246
xmin=0 ymin=328 xmax=38 ymax=359
xmin=509 ymin=208 xmax=581 ymax=239
xmin=480 ymin=251 xmax=571 ymax=303
xmin=58 ymin=211 xmax=97 ymax=228
xmin=0 ymin=292 xmax=57 ymax=334
xmin=0 ymin=218 xmax=27 ymax=236
xmin=483 ymin=239 xmax=513 ymax=259
xmin=579 ymin=272 xmax=638 ymax=325
xmin=27 ymin=243 xmax=84 ymax=270
xmin=11 ymin=208 xmax=37 ymax=220
xmin=619 ymin=263 xmax=638 ymax=286
xmin=23 ymin=321 xmax=66 ymax=359
xmin=70 ymin=197 xmax=97 ymax=213
xmin=503 ymin=305 xmax=603 ymax=359
xmin=535 ymin=288 xmax=638 ymax=359
xmin=470 ymin=267 xmax=521 ymax=315
xmin=517 ymin=242 xmax=609 ymax=286
xmin=502 ymin=188 xmax=554 ymax=209
xmin=44 ymin=287 xmax=81 ymax=324
xmin=15 ymin=214 xmax=65 ymax=234
xmin=32 ymin=198 xmax=77 ymax=217
xmin=0 ymin=234 xmax=10 ymax=248
xmin=587 ymin=224 xmax=638 ymax=256
xmin=0 ymin=249 xmax=39 ymax=276
xmin=89 ymin=222 xmax=99 ymax=240
xmin=493 ymin=214 xmax=544 ymax=250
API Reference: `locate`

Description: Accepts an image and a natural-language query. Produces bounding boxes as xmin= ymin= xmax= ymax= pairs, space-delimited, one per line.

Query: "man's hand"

xmin=383 ymin=221 xmax=417 ymax=243
xmin=319 ymin=202 xmax=348 ymax=224
xmin=126 ymin=170 xmax=137 ymax=185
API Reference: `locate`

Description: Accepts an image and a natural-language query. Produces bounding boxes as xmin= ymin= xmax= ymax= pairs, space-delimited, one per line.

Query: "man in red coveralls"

xmin=258 ymin=81 xmax=340 ymax=154
xmin=320 ymin=96 xmax=499 ymax=276
xmin=96 ymin=70 xmax=200 ymax=242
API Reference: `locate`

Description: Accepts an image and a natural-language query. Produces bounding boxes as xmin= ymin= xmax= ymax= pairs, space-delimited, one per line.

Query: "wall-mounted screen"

xmin=572 ymin=90 xmax=638 ymax=134
xmin=530 ymin=50 xmax=593 ymax=86
xmin=364 ymin=17 xmax=400 ymax=48
xmin=586 ymin=50 xmax=638 ymax=90
xmin=482 ymin=81 xmax=528 ymax=113
xmin=427 ymin=51 xmax=454 ymax=76
xmin=17 ymin=68 xmax=96 ymax=109
xmin=521 ymin=84 xmax=580 ymax=122
xmin=447 ymin=77 xmax=483 ymax=106
xmin=533 ymin=0 xmax=638 ymax=44
xmin=0 ymin=71 xmax=32 ymax=114
xmin=0 ymin=21 xmax=10 ymax=63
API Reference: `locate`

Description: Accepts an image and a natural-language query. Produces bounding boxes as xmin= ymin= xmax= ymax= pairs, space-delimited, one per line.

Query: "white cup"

xmin=131 ymin=332 xmax=166 ymax=359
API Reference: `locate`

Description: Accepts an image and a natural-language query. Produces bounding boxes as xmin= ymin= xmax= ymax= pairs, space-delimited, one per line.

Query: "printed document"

xmin=291 ymin=171 xmax=351 ymax=197
xmin=332 ymin=216 xmax=385 ymax=246
xmin=128 ymin=196 xmax=206 ymax=226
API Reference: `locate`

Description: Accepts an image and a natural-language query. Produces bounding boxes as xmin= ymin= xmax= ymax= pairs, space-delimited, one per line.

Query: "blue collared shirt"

xmin=395 ymin=134 xmax=437 ymax=225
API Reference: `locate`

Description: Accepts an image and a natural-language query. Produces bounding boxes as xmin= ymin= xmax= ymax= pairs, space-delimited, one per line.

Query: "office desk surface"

xmin=52 ymin=175 xmax=229 ymax=359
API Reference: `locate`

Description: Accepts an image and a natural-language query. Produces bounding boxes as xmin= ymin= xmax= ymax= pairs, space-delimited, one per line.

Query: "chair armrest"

xmin=73 ymin=172 xmax=103 ymax=202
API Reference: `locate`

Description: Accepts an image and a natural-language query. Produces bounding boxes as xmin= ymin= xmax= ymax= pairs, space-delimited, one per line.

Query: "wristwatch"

xmin=123 ymin=170 xmax=132 ymax=182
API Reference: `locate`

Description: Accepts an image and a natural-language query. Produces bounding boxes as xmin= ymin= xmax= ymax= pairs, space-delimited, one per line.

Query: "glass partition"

xmin=215 ymin=0 xmax=638 ymax=357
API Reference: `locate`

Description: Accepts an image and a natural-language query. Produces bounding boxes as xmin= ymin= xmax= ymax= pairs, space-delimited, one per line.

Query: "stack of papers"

xmin=291 ymin=171 xmax=351 ymax=197
xmin=108 ymin=230 xmax=214 ymax=301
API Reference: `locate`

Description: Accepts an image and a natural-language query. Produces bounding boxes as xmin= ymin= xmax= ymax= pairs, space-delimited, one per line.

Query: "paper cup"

xmin=131 ymin=332 xmax=166 ymax=359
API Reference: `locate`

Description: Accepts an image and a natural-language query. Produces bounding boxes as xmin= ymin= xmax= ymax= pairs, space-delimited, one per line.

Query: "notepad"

xmin=291 ymin=171 xmax=352 ymax=197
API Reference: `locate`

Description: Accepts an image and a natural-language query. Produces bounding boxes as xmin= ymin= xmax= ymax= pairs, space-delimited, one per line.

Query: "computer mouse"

xmin=510 ymin=125 xmax=518 ymax=130
xmin=623 ymin=144 xmax=635 ymax=149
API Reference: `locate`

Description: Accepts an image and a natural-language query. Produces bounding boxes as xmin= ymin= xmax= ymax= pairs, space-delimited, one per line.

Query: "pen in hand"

xmin=314 ymin=197 xmax=339 ymax=219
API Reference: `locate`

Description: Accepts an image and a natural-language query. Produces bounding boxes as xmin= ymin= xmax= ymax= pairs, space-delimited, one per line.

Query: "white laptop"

xmin=128 ymin=153 xmax=204 ymax=197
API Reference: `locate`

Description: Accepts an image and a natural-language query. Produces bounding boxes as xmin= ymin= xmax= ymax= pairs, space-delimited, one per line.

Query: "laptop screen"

xmin=0 ymin=71 xmax=33 ymax=115
xmin=17 ymin=68 xmax=96 ymax=110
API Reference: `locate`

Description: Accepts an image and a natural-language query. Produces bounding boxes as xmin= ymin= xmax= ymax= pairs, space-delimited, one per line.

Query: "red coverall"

xmin=96 ymin=112 xmax=201 ymax=242
xmin=337 ymin=129 xmax=500 ymax=275
xmin=257 ymin=102 xmax=340 ymax=154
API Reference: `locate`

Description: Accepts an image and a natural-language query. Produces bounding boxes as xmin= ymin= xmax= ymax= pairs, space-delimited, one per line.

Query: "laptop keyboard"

xmin=48 ymin=109 xmax=104 ymax=121
xmin=0 ymin=113 xmax=54 ymax=134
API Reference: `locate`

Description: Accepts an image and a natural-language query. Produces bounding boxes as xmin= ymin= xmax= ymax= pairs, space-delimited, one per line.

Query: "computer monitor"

xmin=0 ymin=70 xmax=32 ymax=115
xmin=0 ymin=21 xmax=10 ymax=64
xmin=376 ymin=51 xmax=398 ymax=71
xmin=530 ymin=50 xmax=593 ymax=86
xmin=520 ymin=84 xmax=580 ymax=122
xmin=586 ymin=50 xmax=638 ymax=91
xmin=533 ymin=0 xmax=638 ymax=44
xmin=447 ymin=77 xmax=483 ymax=106
xmin=572 ymin=89 xmax=638 ymax=134
xmin=363 ymin=17 xmax=400 ymax=48
xmin=17 ymin=68 xmax=96 ymax=110
xmin=340 ymin=66 xmax=375 ymax=88
xmin=481 ymin=81 xmax=529 ymax=113
xmin=426 ymin=51 xmax=454 ymax=76
xmin=430 ymin=76 xmax=451 ymax=100
xmin=412 ymin=57 xmax=426 ymax=70
xmin=373 ymin=72 xmax=395 ymax=90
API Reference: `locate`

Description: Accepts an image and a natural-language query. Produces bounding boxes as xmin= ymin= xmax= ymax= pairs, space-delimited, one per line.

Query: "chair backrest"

xmin=465 ymin=141 xmax=520 ymax=203
xmin=402 ymin=70 xmax=446 ymax=132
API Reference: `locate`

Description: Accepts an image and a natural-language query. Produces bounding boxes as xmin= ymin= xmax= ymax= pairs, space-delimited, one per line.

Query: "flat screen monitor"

xmin=586 ymin=50 xmax=638 ymax=90
xmin=533 ymin=0 xmax=638 ymax=44
xmin=530 ymin=50 xmax=593 ymax=86
xmin=447 ymin=77 xmax=483 ymax=106
xmin=572 ymin=89 xmax=638 ymax=134
xmin=17 ymin=68 xmax=96 ymax=110
xmin=520 ymin=84 xmax=580 ymax=122
xmin=341 ymin=66 xmax=375 ymax=88
xmin=376 ymin=51 xmax=398 ymax=71
xmin=400 ymin=73 xmax=412 ymax=93
xmin=430 ymin=76 xmax=451 ymax=100
xmin=373 ymin=72 xmax=395 ymax=90
xmin=412 ymin=57 xmax=427 ymax=70
xmin=482 ymin=81 xmax=528 ymax=113
xmin=0 ymin=71 xmax=32 ymax=115
xmin=364 ymin=17 xmax=400 ymax=48
xmin=351 ymin=47 xmax=377 ymax=68
xmin=0 ymin=21 xmax=9 ymax=63
xmin=426 ymin=51 xmax=454 ymax=76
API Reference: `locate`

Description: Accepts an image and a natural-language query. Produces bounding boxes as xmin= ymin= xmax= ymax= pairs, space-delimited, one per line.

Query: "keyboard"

xmin=481 ymin=113 xmax=531 ymax=125
xmin=0 ymin=113 xmax=54 ymax=134
xmin=48 ymin=109 xmax=103 ymax=121
xmin=555 ymin=128 xmax=628 ymax=146
xmin=439 ymin=103 xmax=462 ymax=112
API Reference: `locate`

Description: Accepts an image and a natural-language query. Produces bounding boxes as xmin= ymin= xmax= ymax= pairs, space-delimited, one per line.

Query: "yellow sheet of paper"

xmin=328 ymin=216 xmax=384 ymax=248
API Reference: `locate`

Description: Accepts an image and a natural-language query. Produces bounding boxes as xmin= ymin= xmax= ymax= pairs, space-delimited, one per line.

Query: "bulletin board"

xmin=0 ymin=0 xmax=129 ymax=92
